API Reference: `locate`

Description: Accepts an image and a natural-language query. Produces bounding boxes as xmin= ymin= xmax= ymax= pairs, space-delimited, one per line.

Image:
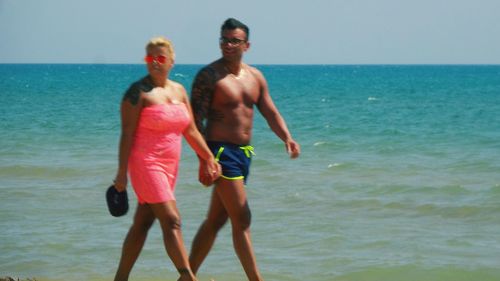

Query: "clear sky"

xmin=1 ymin=0 xmax=500 ymax=64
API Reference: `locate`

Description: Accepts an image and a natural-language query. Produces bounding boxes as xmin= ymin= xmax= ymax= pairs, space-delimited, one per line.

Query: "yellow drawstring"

xmin=239 ymin=145 xmax=255 ymax=158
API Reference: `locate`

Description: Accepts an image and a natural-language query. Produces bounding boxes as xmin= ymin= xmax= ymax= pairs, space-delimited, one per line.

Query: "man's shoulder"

xmin=194 ymin=61 xmax=224 ymax=83
xmin=245 ymin=64 xmax=266 ymax=82
xmin=204 ymin=60 xmax=226 ymax=73
xmin=197 ymin=64 xmax=217 ymax=75
xmin=246 ymin=64 xmax=261 ymax=75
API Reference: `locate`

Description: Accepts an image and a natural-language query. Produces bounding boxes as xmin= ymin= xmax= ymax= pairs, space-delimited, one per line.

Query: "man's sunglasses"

xmin=219 ymin=37 xmax=246 ymax=46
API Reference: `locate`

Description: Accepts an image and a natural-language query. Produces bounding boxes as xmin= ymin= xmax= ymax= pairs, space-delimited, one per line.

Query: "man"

xmin=189 ymin=18 xmax=300 ymax=281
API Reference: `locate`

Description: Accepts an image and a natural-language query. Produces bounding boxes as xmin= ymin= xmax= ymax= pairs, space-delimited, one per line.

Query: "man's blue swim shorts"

xmin=207 ymin=141 xmax=255 ymax=184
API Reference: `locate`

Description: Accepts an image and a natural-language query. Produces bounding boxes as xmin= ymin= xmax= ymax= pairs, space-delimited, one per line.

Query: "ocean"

xmin=1 ymin=64 xmax=499 ymax=281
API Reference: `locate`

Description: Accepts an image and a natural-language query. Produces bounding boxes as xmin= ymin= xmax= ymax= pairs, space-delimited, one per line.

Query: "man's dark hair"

xmin=221 ymin=18 xmax=250 ymax=40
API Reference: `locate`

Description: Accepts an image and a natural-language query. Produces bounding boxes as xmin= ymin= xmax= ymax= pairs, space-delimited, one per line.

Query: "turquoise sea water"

xmin=1 ymin=64 xmax=500 ymax=281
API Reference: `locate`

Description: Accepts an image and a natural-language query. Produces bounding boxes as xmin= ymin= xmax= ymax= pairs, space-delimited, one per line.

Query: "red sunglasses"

xmin=144 ymin=55 xmax=168 ymax=64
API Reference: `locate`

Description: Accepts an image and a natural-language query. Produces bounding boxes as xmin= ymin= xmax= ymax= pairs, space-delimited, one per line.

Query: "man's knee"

xmin=231 ymin=207 xmax=252 ymax=231
xmin=206 ymin=215 xmax=228 ymax=231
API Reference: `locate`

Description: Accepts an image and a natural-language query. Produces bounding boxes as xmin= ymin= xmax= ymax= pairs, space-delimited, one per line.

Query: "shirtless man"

xmin=189 ymin=18 xmax=301 ymax=281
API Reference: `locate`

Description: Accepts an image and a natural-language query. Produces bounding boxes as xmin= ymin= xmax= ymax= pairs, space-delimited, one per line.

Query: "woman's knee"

xmin=160 ymin=214 xmax=182 ymax=230
xmin=131 ymin=217 xmax=154 ymax=233
xmin=149 ymin=201 xmax=183 ymax=230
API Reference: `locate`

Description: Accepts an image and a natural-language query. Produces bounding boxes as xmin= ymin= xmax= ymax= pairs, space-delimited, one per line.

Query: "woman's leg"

xmin=114 ymin=203 xmax=155 ymax=281
xmin=149 ymin=201 xmax=197 ymax=281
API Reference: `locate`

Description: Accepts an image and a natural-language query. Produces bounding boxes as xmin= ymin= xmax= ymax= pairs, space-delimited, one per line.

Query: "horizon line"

xmin=2 ymin=63 xmax=500 ymax=66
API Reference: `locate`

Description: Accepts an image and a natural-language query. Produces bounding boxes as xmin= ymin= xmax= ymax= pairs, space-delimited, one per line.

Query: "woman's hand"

xmin=114 ymin=172 xmax=128 ymax=192
xmin=198 ymin=158 xmax=221 ymax=187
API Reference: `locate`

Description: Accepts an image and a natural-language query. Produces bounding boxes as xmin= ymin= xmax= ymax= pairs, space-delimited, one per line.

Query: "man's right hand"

xmin=286 ymin=139 xmax=301 ymax=159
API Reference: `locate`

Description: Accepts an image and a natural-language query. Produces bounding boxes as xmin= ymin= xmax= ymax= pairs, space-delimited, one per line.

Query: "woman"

xmin=113 ymin=36 xmax=220 ymax=281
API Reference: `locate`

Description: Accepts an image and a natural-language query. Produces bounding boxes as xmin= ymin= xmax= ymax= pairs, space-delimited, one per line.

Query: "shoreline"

xmin=1 ymin=278 xmax=38 ymax=281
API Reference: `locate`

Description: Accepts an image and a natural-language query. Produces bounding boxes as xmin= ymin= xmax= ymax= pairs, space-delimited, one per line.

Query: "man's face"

xmin=219 ymin=28 xmax=249 ymax=60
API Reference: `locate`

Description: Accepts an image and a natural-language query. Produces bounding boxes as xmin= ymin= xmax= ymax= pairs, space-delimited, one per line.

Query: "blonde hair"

xmin=146 ymin=36 xmax=175 ymax=60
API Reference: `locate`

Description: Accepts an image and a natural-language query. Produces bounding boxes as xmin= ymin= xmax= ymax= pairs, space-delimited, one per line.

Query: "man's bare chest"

xmin=214 ymin=77 xmax=260 ymax=105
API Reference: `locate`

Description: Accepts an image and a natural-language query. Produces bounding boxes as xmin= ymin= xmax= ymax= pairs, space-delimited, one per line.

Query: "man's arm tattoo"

xmin=190 ymin=67 xmax=216 ymax=135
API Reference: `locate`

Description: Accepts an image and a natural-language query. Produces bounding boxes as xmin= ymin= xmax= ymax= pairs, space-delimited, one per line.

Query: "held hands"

xmin=286 ymin=139 xmax=301 ymax=159
xmin=198 ymin=157 xmax=222 ymax=187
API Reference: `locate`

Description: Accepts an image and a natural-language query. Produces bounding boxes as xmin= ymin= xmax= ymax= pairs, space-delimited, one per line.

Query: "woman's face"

xmin=145 ymin=45 xmax=173 ymax=77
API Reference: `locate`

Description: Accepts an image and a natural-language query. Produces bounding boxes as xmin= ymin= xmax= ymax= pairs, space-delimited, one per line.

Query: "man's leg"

xmin=114 ymin=204 xmax=155 ymax=281
xmin=216 ymin=178 xmax=263 ymax=281
xmin=189 ymin=187 xmax=229 ymax=274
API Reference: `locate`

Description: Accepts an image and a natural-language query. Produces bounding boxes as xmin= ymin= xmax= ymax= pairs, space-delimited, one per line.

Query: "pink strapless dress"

xmin=128 ymin=103 xmax=190 ymax=204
